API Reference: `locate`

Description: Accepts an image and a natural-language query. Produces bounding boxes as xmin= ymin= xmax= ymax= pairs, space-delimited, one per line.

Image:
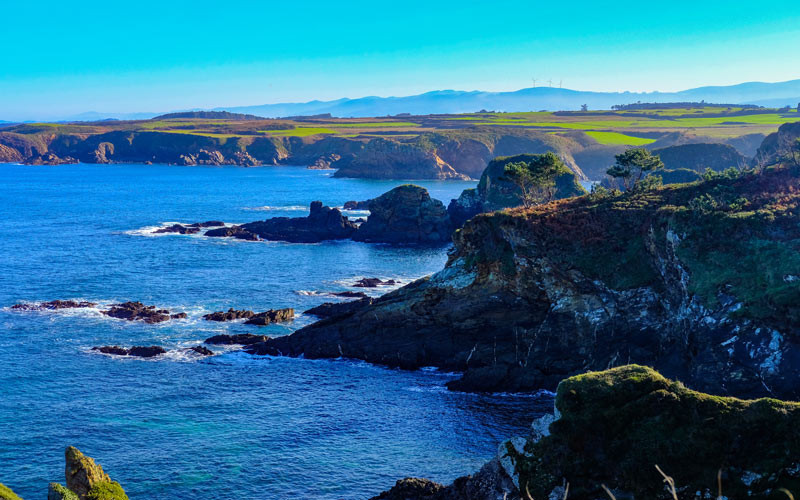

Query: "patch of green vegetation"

xmin=585 ymin=131 xmax=656 ymax=146
xmin=0 ymin=483 xmax=22 ymax=500
xmin=516 ymin=365 xmax=800 ymax=499
xmin=49 ymin=483 xmax=79 ymax=500
xmin=86 ymin=481 xmax=129 ymax=500
xmin=326 ymin=121 xmax=420 ymax=128
xmin=261 ymin=127 xmax=337 ymax=137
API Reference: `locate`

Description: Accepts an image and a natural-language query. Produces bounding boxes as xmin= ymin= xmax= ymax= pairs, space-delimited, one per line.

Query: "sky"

xmin=2 ymin=0 xmax=800 ymax=121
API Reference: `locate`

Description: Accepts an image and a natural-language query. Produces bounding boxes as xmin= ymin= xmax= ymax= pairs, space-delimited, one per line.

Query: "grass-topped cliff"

xmin=251 ymin=162 xmax=800 ymax=399
xmin=1 ymin=107 xmax=797 ymax=180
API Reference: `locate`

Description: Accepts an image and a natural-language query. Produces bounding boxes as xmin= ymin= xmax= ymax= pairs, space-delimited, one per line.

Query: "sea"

xmin=0 ymin=163 xmax=554 ymax=499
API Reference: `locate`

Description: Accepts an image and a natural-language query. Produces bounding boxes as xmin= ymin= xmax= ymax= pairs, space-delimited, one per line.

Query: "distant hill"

xmin=218 ymin=79 xmax=800 ymax=118
xmin=152 ymin=111 xmax=266 ymax=121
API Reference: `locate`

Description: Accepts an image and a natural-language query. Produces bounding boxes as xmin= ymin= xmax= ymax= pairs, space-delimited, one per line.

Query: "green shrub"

xmin=86 ymin=481 xmax=128 ymax=500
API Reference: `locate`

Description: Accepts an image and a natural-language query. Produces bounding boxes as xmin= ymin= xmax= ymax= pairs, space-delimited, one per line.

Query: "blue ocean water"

xmin=0 ymin=164 xmax=553 ymax=500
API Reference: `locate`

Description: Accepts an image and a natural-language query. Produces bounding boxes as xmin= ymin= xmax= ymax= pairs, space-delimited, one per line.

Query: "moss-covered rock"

xmin=517 ymin=365 xmax=800 ymax=499
xmin=85 ymin=482 xmax=128 ymax=500
xmin=0 ymin=483 xmax=22 ymax=500
xmin=48 ymin=483 xmax=79 ymax=500
xmin=65 ymin=447 xmax=111 ymax=499
xmin=375 ymin=365 xmax=800 ymax=500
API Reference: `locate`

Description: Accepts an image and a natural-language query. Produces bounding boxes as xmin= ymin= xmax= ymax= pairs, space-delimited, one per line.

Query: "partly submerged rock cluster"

xmin=372 ymin=365 xmax=800 ymax=500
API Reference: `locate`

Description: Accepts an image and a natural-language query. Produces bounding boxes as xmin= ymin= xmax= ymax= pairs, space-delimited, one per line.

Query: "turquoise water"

xmin=0 ymin=164 xmax=553 ymax=499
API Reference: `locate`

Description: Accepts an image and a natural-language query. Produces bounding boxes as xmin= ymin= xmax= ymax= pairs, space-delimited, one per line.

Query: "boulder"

xmin=101 ymin=302 xmax=182 ymax=323
xmin=11 ymin=300 xmax=97 ymax=311
xmin=239 ymin=201 xmax=357 ymax=243
xmin=353 ymin=185 xmax=453 ymax=244
xmin=187 ymin=346 xmax=214 ymax=356
xmin=204 ymin=333 xmax=270 ymax=345
xmin=91 ymin=346 xmax=166 ymax=358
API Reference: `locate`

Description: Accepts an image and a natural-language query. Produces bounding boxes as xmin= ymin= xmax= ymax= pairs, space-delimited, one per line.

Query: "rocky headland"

xmin=246 ymin=163 xmax=800 ymax=400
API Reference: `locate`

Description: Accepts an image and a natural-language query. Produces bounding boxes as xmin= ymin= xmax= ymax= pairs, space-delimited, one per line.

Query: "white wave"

xmin=242 ymin=205 xmax=308 ymax=212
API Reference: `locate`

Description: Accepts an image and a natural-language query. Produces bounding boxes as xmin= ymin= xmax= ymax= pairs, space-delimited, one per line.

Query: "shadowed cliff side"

xmin=249 ymin=164 xmax=800 ymax=400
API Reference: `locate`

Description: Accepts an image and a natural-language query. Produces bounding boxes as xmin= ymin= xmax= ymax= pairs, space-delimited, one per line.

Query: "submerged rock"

xmin=380 ymin=366 xmax=800 ymax=500
xmin=101 ymin=302 xmax=183 ymax=323
xmin=187 ymin=346 xmax=214 ymax=356
xmin=92 ymin=346 xmax=167 ymax=358
xmin=239 ymin=201 xmax=357 ymax=243
xmin=204 ymin=333 xmax=270 ymax=345
xmin=353 ymin=185 xmax=453 ymax=244
xmin=11 ymin=300 xmax=97 ymax=311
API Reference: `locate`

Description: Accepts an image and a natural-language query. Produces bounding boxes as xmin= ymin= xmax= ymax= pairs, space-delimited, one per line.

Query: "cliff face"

xmin=372 ymin=365 xmax=800 ymax=500
xmin=653 ymin=143 xmax=748 ymax=172
xmin=251 ymin=165 xmax=800 ymax=400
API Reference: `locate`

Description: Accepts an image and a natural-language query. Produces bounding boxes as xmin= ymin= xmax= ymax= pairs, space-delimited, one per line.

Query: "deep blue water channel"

xmin=0 ymin=163 xmax=553 ymax=499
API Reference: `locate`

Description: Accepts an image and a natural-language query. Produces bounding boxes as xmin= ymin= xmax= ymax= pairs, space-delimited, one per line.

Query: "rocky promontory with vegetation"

xmin=371 ymin=365 xmax=800 ymax=500
xmin=250 ymin=162 xmax=800 ymax=399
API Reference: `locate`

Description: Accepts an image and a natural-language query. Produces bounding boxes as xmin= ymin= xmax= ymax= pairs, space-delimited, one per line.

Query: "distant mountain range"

xmin=25 ymin=79 xmax=800 ymax=122
xmin=217 ymin=79 xmax=800 ymax=118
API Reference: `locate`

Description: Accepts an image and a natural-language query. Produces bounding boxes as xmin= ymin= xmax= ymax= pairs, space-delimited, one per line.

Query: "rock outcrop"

xmin=239 ymin=201 xmax=357 ymax=243
xmin=373 ymin=366 xmax=800 ymax=500
xmin=653 ymin=143 xmax=748 ymax=172
xmin=303 ymin=297 xmax=374 ymax=319
xmin=244 ymin=308 xmax=294 ymax=325
xmin=101 ymin=302 xmax=186 ymax=323
xmin=12 ymin=300 xmax=97 ymax=311
xmin=204 ymin=333 xmax=270 ymax=345
xmin=64 ymin=447 xmax=127 ymax=500
xmin=757 ymin=121 xmax=800 ymax=164
xmin=23 ymin=152 xmax=78 ymax=165
xmin=205 ymin=226 xmax=259 ymax=241
xmin=92 ymin=346 xmax=167 ymax=357
xmin=353 ymin=185 xmax=453 ymax=244
xmin=249 ymin=165 xmax=800 ymax=400
xmin=202 ymin=308 xmax=256 ymax=321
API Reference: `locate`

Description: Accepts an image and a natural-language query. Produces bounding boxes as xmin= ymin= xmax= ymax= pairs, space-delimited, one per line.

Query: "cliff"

xmin=653 ymin=143 xmax=748 ymax=172
xmin=372 ymin=365 xmax=800 ymax=500
xmin=249 ymin=164 xmax=800 ymax=400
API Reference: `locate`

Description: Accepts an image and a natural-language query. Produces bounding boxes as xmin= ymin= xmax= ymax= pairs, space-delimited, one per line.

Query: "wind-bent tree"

xmin=502 ymin=152 xmax=569 ymax=207
xmin=606 ymin=148 xmax=664 ymax=190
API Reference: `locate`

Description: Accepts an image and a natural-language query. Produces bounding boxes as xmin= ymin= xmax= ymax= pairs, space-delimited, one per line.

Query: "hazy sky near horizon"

xmin=2 ymin=0 xmax=800 ymax=120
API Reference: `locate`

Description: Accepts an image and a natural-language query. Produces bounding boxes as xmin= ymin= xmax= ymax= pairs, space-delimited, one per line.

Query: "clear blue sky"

xmin=2 ymin=0 xmax=799 ymax=120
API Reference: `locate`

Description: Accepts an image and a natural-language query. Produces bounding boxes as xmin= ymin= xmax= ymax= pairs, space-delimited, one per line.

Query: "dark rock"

xmin=243 ymin=308 xmax=294 ymax=326
xmin=352 ymin=278 xmax=397 ymax=288
xmin=205 ymin=226 xmax=260 ymax=241
xmin=188 ymin=220 xmax=225 ymax=228
xmin=239 ymin=201 xmax=357 ymax=243
xmin=343 ymin=199 xmax=372 ymax=210
xmin=304 ymin=298 xmax=374 ymax=318
xmin=352 ymin=185 xmax=453 ymax=244
xmin=101 ymin=302 xmax=182 ymax=323
xmin=202 ymin=308 xmax=256 ymax=322
xmin=170 ymin=312 xmax=187 ymax=319
xmin=369 ymin=478 xmax=445 ymax=500
xmin=11 ymin=300 xmax=97 ymax=311
xmin=187 ymin=346 xmax=214 ymax=356
xmin=23 ymin=152 xmax=78 ymax=165
xmin=204 ymin=333 xmax=270 ymax=345
xmin=92 ymin=345 xmax=166 ymax=357
xmin=153 ymin=224 xmax=201 ymax=235
xmin=331 ymin=291 xmax=369 ymax=298
xmin=446 ymin=188 xmax=483 ymax=228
